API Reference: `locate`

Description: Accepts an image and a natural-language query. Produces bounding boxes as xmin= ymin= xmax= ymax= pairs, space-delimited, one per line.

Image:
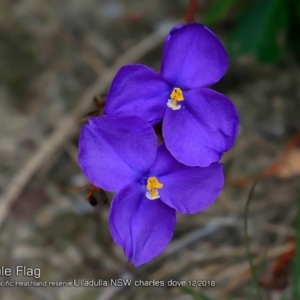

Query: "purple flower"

xmin=78 ymin=115 xmax=224 ymax=266
xmin=104 ymin=23 xmax=239 ymax=167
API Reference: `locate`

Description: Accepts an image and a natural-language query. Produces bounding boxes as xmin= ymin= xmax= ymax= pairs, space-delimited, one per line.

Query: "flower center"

xmin=167 ymin=87 xmax=184 ymax=110
xmin=146 ymin=177 xmax=163 ymax=200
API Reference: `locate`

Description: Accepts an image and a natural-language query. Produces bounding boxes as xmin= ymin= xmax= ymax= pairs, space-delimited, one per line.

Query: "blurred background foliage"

xmin=204 ymin=0 xmax=300 ymax=64
xmin=1 ymin=0 xmax=300 ymax=102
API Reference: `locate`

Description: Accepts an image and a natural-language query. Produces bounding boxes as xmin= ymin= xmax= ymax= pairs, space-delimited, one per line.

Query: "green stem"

xmin=244 ymin=182 xmax=264 ymax=300
xmin=292 ymin=191 xmax=300 ymax=298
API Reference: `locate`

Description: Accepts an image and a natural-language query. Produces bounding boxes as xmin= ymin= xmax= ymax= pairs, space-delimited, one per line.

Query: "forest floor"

xmin=0 ymin=1 xmax=299 ymax=299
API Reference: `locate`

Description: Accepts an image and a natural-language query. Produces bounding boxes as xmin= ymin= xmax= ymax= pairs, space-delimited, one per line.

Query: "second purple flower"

xmin=78 ymin=115 xmax=224 ymax=266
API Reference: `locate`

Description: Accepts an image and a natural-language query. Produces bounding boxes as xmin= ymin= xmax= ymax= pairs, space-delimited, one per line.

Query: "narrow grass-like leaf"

xmin=180 ymin=286 xmax=212 ymax=300
xmin=292 ymin=191 xmax=300 ymax=298
xmin=280 ymin=286 xmax=291 ymax=300
xmin=244 ymin=182 xmax=264 ymax=300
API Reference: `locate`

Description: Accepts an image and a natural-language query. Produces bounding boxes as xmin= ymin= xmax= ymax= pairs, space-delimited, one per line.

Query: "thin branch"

xmin=185 ymin=0 xmax=197 ymax=23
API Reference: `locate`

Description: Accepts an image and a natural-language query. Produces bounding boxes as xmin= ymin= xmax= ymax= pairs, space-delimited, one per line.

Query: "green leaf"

xmin=203 ymin=0 xmax=237 ymax=25
xmin=227 ymin=0 xmax=288 ymax=64
xmin=286 ymin=0 xmax=300 ymax=62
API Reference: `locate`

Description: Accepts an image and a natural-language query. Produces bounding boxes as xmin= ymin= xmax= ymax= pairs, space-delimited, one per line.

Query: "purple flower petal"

xmin=163 ymin=88 xmax=239 ymax=167
xmin=161 ymin=23 xmax=228 ymax=89
xmin=109 ymin=183 xmax=176 ymax=266
xmin=104 ymin=64 xmax=171 ymax=125
xmin=78 ymin=115 xmax=157 ymax=191
xmin=150 ymin=143 xmax=224 ymax=214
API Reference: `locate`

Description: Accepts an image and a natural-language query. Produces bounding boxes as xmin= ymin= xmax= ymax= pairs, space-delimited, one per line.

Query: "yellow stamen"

xmin=146 ymin=177 xmax=163 ymax=200
xmin=167 ymin=87 xmax=184 ymax=110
